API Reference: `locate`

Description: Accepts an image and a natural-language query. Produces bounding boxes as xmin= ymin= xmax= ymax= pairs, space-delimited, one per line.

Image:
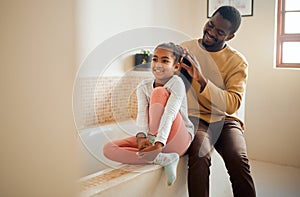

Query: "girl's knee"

xmin=151 ymin=87 xmax=169 ymax=97
xmin=152 ymin=86 xmax=168 ymax=93
xmin=150 ymin=87 xmax=169 ymax=104
xmin=103 ymin=142 xmax=114 ymax=159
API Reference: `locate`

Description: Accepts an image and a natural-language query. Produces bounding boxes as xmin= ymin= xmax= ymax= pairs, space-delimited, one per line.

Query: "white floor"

xmin=251 ymin=160 xmax=300 ymax=197
xmin=210 ymin=155 xmax=300 ymax=197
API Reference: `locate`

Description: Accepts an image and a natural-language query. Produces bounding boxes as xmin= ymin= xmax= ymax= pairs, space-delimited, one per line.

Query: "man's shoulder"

xmin=225 ymin=45 xmax=248 ymax=65
xmin=180 ymin=39 xmax=198 ymax=47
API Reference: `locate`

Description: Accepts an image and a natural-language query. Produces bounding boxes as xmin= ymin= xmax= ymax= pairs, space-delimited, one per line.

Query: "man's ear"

xmin=226 ymin=33 xmax=235 ymax=41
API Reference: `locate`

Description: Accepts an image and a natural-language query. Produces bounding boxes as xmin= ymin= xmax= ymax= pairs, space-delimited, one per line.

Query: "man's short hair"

xmin=212 ymin=6 xmax=241 ymax=34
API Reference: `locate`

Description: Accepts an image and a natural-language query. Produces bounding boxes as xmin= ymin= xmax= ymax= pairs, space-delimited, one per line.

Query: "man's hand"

xmin=180 ymin=48 xmax=207 ymax=91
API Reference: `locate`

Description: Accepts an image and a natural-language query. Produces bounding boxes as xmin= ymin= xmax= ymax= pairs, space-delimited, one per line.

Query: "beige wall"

xmin=74 ymin=0 xmax=204 ymax=67
xmin=0 ymin=0 xmax=79 ymax=196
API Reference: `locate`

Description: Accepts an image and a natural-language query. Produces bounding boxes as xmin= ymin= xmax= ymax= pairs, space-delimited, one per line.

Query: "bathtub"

xmin=77 ymin=120 xmax=191 ymax=197
xmin=77 ymin=120 xmax=175 ymax=197
xmin=77 ymin=120 xmax=140 ymax=177
xmin=77 ymin=120 xmax=233 ymax=197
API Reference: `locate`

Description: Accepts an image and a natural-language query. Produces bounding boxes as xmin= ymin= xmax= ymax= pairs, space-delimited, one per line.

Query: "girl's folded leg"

xmin=103 ymin=136 xmax=149 ymax=164
xmin=163 ymin=113 xmax=192 ymax=156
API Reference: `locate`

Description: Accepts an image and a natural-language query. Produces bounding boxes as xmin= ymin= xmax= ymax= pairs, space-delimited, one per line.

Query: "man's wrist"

xmin=197 ymin=78 xmax=207 ymax=92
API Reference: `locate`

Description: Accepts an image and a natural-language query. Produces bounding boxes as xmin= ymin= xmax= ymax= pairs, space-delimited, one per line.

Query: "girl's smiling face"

xmin=151 ymin=47 xmax=177 ymax=86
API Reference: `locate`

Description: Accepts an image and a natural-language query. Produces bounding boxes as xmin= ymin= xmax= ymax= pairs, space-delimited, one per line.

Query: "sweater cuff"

xmin=154 ymin=138 xmax=166 ymax=147
xmin=191 ymin=79 xmax=202 ymax=93
xmin=135 ymin=132 xmax=147 ymax=138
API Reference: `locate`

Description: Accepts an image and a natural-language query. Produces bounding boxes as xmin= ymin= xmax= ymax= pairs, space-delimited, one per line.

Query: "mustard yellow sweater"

xmin=181 ymin=39 xmax=248 ymax=129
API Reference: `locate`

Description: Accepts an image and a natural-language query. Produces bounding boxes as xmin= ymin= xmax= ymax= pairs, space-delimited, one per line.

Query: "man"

xmin=180 ymin=6 xmax=256 ymax=197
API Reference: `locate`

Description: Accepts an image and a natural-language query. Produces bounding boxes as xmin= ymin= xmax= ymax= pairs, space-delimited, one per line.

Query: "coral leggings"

xmin=103 ymin=87 xmax=191 ymax=164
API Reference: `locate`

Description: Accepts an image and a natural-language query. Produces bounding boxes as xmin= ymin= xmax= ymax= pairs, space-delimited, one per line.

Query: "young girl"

xmin=103 ymin=42 xmax=194 ymax=186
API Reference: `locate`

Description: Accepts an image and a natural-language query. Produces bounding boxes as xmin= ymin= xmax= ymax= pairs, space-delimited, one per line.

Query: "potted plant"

xmin=134 ymin=49 xmax=152 ymax=67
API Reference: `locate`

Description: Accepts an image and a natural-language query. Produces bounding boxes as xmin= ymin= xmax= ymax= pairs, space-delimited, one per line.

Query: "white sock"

xmin=153 ymin=153 xmax=179 ymax=186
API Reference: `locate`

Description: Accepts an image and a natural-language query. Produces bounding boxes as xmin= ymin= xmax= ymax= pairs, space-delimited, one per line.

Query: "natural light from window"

xmin=276 ymin=0 xmax=300 ymax=68
xmin=282 ymin=42 xmax=300 ymax=63
xmin=285 ymin=12 xmax=300 ymax=34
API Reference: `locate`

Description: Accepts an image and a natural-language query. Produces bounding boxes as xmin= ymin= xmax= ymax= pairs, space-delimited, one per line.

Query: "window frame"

xmin=276 ymin=0 xmax=300 ymax=68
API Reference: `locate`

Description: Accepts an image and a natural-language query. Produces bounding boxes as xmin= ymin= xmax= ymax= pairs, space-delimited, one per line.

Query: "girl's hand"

xmin=139 ymin=142 xmax=163 ymax=153
xmin=137 ymin=142 xmax=163 ymax=161
xmin=137 ymin=137 xmax=152 ymax=151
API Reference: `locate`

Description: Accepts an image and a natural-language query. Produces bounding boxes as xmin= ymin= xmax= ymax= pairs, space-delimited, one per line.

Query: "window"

xmin=276 ymin=0 xmax=300 ymax=68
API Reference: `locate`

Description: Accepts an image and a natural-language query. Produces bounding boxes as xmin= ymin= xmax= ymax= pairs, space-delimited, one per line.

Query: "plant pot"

xmin=135 ymin=54 xmax=152 ymax=67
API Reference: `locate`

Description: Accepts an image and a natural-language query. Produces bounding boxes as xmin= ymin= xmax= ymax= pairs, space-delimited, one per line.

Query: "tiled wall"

xmin=77 ymin=71 xmax=152 ymax=129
